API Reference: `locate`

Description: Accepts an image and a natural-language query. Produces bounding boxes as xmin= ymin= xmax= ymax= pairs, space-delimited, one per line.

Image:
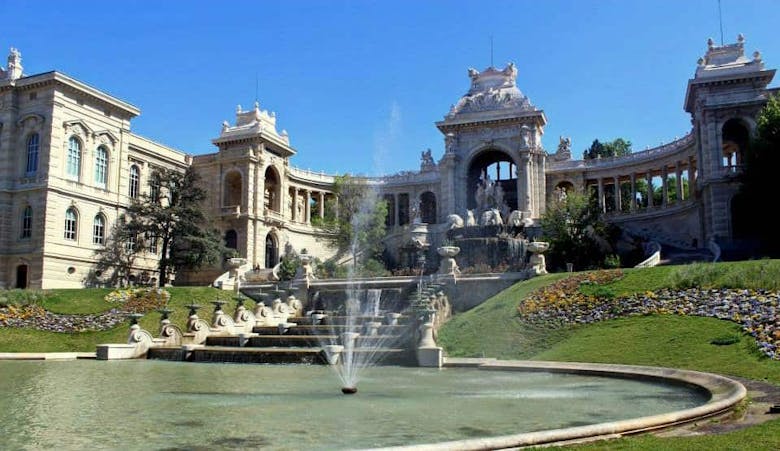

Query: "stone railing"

xmin=549 ymin=132 xmax=695 ymax=172
xmin=288 ymin=166 xmax=336 ymax=183
xmin=634 ymin=241 xmax=662 ymax=268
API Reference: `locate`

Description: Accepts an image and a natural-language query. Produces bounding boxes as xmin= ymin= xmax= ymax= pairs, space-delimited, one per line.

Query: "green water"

xmin=0 ymin=361 xmax=707 ymax=450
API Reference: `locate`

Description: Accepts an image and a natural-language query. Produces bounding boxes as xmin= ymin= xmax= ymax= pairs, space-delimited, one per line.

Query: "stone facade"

xmin=0 ymin=35 xmax=776 ymax=288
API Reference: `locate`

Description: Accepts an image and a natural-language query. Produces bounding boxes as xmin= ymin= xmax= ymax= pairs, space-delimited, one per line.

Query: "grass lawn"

xmin=0 ymin=286 xmax=240 ymax=352
xmin=438 ymin=261 xmax=780 ymax=450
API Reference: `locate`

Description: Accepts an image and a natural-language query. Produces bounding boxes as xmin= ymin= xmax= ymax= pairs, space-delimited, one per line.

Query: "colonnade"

xmin=587 ymin=156 xmax=697 ymax=214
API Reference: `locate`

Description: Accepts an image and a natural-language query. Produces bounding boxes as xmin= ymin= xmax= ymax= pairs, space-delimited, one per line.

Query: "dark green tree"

xmin=541 ymin=192 xmax=611 ymax=270
xmin=738 ymin=94 xmax=780 ymax=254
xmin=324 ymin=175 xmax=388 ymax=265
xmin=583 ymin=138 xmax=632 ymax=160
xmin=90 ymin=217 xmax=137 ymax=287
xmin=124 ymin=166 xmax=226 ymax=285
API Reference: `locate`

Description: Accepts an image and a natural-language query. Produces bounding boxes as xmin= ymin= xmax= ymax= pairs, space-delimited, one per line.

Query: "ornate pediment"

xmin=93 ymin=130 xmax=119 ymax=146
xmin=63 ymin=119 xmax=94 ymax=138
xmin=446 ymin=63 xmax=535 ymax=119
xmin=16 ymin=113 xmax=45 ymax=130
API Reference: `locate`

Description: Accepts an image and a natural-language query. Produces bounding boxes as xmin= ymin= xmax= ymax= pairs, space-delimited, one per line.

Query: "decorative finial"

xmin=254 ymin=100 xmax=260 ymax=110
xmin=707 ymin=38 xmax=714 ymax=49
xmin=236 ymin=104 xmax=242 ymax=113
xmin=737 ymin=33 xmax=745 ymax=43
xmin=753 ymin=50 xmax=762 ymax=62
xmin=697 ymin=57 xmax=705 ymax=67
xmin=221 ymin=120 xmax=230 ymax=132
xmin=6 ymin=47 xmax=23 ymax=81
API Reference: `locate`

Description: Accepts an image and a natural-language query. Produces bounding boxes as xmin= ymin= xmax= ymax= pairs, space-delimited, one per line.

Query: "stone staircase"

xmin=147 ymin=308 xmax=416 ymax=366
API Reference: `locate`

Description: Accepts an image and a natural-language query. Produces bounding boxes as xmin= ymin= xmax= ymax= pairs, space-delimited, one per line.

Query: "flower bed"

xmin=518 ymin=270 xmax=779 ymax=360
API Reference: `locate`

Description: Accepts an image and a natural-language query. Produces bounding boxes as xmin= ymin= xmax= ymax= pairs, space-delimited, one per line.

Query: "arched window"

xmin=94 ymin=146 xmax=108 ymax=188
xmin=722 ymin=119 xmax=749 ymax=172
xmin=225 ymin=229 xmax=238 ymax=250
xmin=129 ymin=165 xmax=140 ymax=199
xmin=64 ymin=208 xmax=78 ymax=240
xmin=21 ymin=206 xmax=33 ymax=239
xmin=26 ymin=133 xmax=39 ymax=175
xmin=66 ymin=137 xmax=81 ymax=180
xmin=265 ymin=234 xmax=278 ymax=268
xmin=264 ymin=166 xmax=281 ymax=213
xmin=93 ymin=214 xmax=106 ymax=245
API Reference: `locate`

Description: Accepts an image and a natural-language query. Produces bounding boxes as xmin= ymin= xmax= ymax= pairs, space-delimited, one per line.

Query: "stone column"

xmin=630 ymin=173 xmax=637 ymax=212
xmin=291 ymin=188 xmax=298 ymax=221
xmin=318 ymin=192 xmax=325 ymax=219
xmin=646 ymin=172 xmax=653 ymax=209
xmin=521 ymin=153 xmax=532 ymax=214
xmin=613 ymin=176 xmax=621 ymax=212
xmin=393 ymin=193 xmax=399 ymax=227
xmin=597 ymin=178 xmax=605 ymax=213
xmin=688 ymin=156 xmax=697 ymax=200
xmin=675 ymin=162 xmax=683 ymax=202
xmin=305 ymin=190 xmax=311 ymax=224
xmin=661 ymin=166 xmax=669 ymax=207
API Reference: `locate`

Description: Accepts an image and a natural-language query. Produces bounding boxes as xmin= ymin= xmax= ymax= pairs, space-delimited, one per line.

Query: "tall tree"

xmin=584 ymin=138 xmax=632 ymax=160
xmin=738 ymin=94 xmax=780 ymax=254
xmin=324 ymin=175 xmax=388 ymax=264
xmin=124 ymin=166 xmax=226 ymax=285
xmin=541 ymin=192 xmax=611 ymax=270
xmin=91 ymin=217 xmax=137 ymax=287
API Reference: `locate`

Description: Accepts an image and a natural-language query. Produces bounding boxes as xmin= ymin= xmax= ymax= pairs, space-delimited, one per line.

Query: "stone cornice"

xmin=684 ymin=69 xmax=775 ymax=112
xmin=436 ymin=111 xmax=547 ymax=133
xmin=12 ymin=71 xmax=141 ymax=118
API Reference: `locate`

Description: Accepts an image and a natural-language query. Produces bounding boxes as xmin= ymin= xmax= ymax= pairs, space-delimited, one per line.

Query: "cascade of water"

xmin=366 ymin=288 xmax=382 ymax=317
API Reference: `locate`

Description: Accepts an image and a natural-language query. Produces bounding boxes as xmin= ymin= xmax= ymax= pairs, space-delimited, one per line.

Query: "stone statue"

xmin=409 ymin=198 xmax=422 ymax=224
xmin=507 ymin=210 xmax=524 ymax=228
xmin=558 ymin=136 xmax=571 ymax=153
xmin=296 ymin=196 xmax=304 ymax=221
xmin=465 ymin=209 xmax=477 ymax=227
xmin=420 ymin=149 xmax=436 ymax=171
xmin=480 ymin=208 xmax=503 ymax=226
xmin=444 ymin=133 xmax=456 ymax=153
xmin=445 ymin=214 xmax=464 ymax=230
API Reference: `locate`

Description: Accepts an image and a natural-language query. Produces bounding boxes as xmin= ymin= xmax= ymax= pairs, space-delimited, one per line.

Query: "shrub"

xmin=711 ymin=334 xmax=741 ymax=346
xmin=0 ymin=289 xmax=48 ymax=307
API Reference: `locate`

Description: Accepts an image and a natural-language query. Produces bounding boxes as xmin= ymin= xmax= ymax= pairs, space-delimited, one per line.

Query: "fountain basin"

xmin=0 ymin=359 xmax=743 ymax=450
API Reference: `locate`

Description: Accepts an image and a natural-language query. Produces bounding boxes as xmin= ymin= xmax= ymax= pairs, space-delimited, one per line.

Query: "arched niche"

xmin=264 ymin=166 xmax=281 ymax=213
xmin=223 ymin=171 xmax=243 ymax=207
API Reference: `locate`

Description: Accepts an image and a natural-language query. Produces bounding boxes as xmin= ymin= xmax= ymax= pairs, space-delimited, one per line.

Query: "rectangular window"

xmin=146 ymin=232 xmax=158 ymax=254
xmin=64 ymin=217 xmax=77 ymax=240
xmin=21 ymin=207 xmax=33 ymax=239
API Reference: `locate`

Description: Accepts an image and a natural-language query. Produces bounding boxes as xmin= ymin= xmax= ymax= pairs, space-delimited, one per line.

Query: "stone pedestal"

xmin=417 ymin=309 xmax=443 ymax=368
xmin=437 ymin=246 xmax=461 ymax=276
xmin=527 ymin=241 xmax=550 ymax=276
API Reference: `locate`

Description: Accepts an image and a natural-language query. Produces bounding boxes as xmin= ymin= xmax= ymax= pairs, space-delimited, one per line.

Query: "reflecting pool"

xmin=0 ymin=360 xmax=708 ymax=450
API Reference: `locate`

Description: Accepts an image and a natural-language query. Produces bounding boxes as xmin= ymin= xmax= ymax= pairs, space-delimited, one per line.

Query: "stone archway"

xmin=467 ymin=149 xmax=518 ymax=212
xmin=722 ymin=118 xmax=750 ymax=171
xmin=264 ymin=166 xmax=281 ymax=213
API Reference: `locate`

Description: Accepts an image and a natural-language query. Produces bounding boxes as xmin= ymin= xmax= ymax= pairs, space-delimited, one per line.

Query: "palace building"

xmin=1 ymin=35 xmax=775 ymax=289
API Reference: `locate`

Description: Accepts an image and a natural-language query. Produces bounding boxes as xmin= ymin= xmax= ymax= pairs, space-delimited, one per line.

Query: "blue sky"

xmin=3 ymin=0 xmax=779 ymax=175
